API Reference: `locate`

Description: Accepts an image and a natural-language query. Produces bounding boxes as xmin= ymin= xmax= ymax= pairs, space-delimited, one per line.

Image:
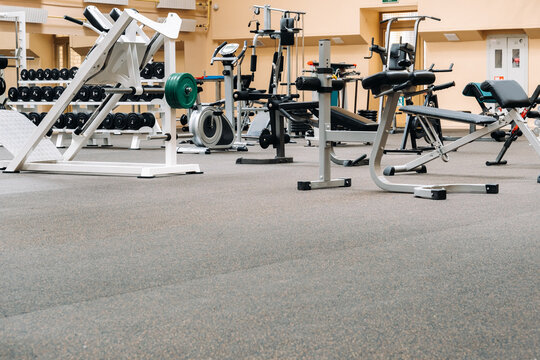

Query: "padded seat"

xmin=400 ymin=105 xmax=496 ymax=125
xmin=481 ymin=80 xmax=531 ymax=108
xmin=330 ymin=107 xmax=378 ymax=131
xmin=362 ymin=71 xmax=409 ymax=95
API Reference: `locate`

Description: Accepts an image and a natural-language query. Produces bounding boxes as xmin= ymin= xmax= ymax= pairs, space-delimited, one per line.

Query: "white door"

xmin=487 ymin=35 xmax=528 ymax=91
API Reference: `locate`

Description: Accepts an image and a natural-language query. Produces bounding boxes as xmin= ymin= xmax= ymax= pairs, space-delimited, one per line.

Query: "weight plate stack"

xmin=165 ymin=72 xmax=197 ymax=109
xmin=114 ymin=112 xmax=128 ymax=130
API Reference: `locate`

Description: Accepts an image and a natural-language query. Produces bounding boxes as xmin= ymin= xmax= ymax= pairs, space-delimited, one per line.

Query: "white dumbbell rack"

xmin=9 ymin=78 xmax=166 ymax=149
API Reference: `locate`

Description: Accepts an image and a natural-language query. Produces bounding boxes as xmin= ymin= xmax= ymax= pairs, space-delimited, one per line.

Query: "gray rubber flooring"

xmin=0 ymin=132 xmax=539 ymax=359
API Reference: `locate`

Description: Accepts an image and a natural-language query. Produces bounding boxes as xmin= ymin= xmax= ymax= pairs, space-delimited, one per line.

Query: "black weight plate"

xmin=28 ymin=69 xmax=36 ymax=81
xmin=69 ymin=67 xmax=78 ymax=79
xmin=44 ymin=68 xmax=52 ymax=80
xmin=36 ymin=69 xmax=45 ymax=80
xmin=127 ymin=113 xmax=144 ymax=130
xmin=179 ymin=113 xmax=188 ymax=126
xmin=55 ymin=113 xmax=67 ymax=129
xmin=114 ymin=113 xmax=128 ymax=130
xmin=259 ymin=128 xmax=272 ymax=149
xmin=28 ymin=112 xmax=41 ymax=125
xmin=65 ymin=112 xmax=78 ymax=129
xmin=142 ymin=112 xmax=156 ymax=128
xmin=29 ymin=86 xmax=43 ymax=101
xmin=51 ymin=68 xmax=60 ymax=80
xmin=53 ymin=86 xmax=64 ymax=100
xmin=42 ymin=86 xmax=54 ymax=102
xmin=20 ymin=69 xmax=29 ymax=80
xmin=19 ymin=86 xmax=30 ymax=101
xmin=59 ymin=68 xmax=70 ymax=80
xmin=101 ymin=113 xmax=115 ymax=129
xmin=8 ymin=87 xmax=18 ymax=101
xmin=77 ymin=112 xmax=89 ymax=127
xmin=141 ymin=64 xmax=153 ymax=79
xmin=90 ymin=86 xmax=104 ymax=101
xmin=153 ymin=62 xmax=164 ymax=79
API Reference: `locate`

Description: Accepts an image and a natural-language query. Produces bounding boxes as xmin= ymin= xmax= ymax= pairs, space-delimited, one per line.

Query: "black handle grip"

xmin=233 ymin=90 xmax=272 ymax=101
xmin=64 ymin=15 xmax=83 ymax=26
xmin=433 ymin=81 xmax=455 ymax=92
xmin=250 ymin=55 xmax=257 ymax=72
xmin=212 ymin=41 xmax=227 ymax=58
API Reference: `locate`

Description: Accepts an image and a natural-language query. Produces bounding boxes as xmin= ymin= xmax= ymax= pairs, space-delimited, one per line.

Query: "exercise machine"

xmin=177 ymin=41 xmax=248 ymax=154
xmin=0 ymin=6 xmax=200 ymax=178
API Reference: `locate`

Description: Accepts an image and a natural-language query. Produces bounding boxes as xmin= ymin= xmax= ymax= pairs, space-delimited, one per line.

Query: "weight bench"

xmin=387 ymin=80 xmax=540 ymax=183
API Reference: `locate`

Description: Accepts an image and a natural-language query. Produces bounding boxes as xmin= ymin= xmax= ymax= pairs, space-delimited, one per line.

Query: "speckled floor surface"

xmin=0 ymin=132 xmax=539 ymax=359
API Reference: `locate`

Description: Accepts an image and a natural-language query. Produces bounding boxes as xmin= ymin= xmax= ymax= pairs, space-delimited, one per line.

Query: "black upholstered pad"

xmin=481 ymin=80 xmax=530 ymax=108
xmin=330 ymin=107 xmax=378 ymax=131
xmin=462 ymin=82 xmax=497 ymax=103
xmin=400 ymin=105 xmax=496 ymax=125
xmin=362 ymin=71 xmax=409 ymax=95
xmin=409 ymin=71 xmax=435 ymax=86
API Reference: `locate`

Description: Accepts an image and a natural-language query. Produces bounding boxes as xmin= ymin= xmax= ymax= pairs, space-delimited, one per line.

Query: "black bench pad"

xmin=362 ymin=71 xmax=409 ymax=95
xmin=481 ymin=80 xmax=531 ymax=108
xmin=400 ymin=105 xmax=496 ymax=125
xmin=330 ymin=107 xmax=378 ymax=131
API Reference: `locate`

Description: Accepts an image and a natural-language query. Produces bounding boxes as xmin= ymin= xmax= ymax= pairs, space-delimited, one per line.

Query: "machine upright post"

xmin=318 ymin=39 xmax=331 ymax=182
xmin=163 ymin=37 xmax=177 ymax=166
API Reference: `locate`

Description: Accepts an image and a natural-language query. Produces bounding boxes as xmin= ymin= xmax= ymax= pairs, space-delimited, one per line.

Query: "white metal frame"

xmin=2 ymin=9 xmax=200 ymax=178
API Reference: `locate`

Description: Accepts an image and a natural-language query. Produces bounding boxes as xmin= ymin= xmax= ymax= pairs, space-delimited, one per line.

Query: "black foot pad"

xmin=431 ymin=189 xmax=447 ymax=200
xmin=297 ymin=181 xmax=311 ymax=191
xmin=486 ymin=184 xmax=499 ymax=194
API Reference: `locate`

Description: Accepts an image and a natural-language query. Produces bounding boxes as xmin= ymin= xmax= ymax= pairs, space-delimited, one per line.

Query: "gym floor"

xmin=0 ymin=131 xmax=538 ymax=359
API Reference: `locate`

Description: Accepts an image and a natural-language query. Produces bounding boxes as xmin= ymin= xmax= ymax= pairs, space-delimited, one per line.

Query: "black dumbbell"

xmin=141 ymin=63 xmax=153 ymax=79
xmin=36 ymin=69 xmax=45 ymax=80
xmin=53 ymin=86 xmax=64 ymax=100
xmin=90 ymin=86 xmax=104 ymax=101
xmin=0 ymin=77 xmax=5 ymax=96
xmin=76 ymin=85 xmax=91 ymax=102
xmin=20 ymin=69 xmax=29 ymax=80
xmin=127 ymin=112 xmax=144 ymax=130
xmin=42 ymin=86 xmax=54 ymax=102
xmin=29 ymin=86 xmax=43 ymax=101
xmin=0 ymin=57 xmax=7 ymax=70
xmin=179 ymin=114 xmax=188 ymax=126
xmin=28 ymin=69 xmax=37 ymax=81
xmin=142 ymin=113 xmax=156 ymax=128
xmin=113 ymin=112 xmax=128 ymax=130
xmin=152 ymin=84 xmax=163 ymax=99
xmin=59 ymin=68 xmax=70 ymax=80
xmin=18 ymin=86 xmax=31 ymax=101
xmin=8 ymin=87 xmax=19 ymax=101
xmin=101 ymin=113 xmax=115 ymax=129
xmin=51 ymin=68 xmax=60 ymax=80
xmin=44 ymin=68 xmax=52 ymax=80
xmin=69 ymin=67 xmax=78 ymax=79
xmin=153 ymin=62 xmax=165 ymax=79
xmin=65 ymin=112 xmax=78 ymax=129
xmin=77 ymin=112 xmax=89 ymax=128
xmin=55 ymin=113 xmax=67 ymax=129
xmin=129 ymin=91 xmax=141 ymax=102
xmin=28 ymin=112 xmax=41 ymax=126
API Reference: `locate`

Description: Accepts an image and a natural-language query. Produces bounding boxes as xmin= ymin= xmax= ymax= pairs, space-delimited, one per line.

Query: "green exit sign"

xmin=382 ymin=0 xmax=399 ymax=3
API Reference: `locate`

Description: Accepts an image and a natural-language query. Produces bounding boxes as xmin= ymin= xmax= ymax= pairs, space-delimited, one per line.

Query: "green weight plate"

xmin=165 ymin=72 xmax=197 ymax=109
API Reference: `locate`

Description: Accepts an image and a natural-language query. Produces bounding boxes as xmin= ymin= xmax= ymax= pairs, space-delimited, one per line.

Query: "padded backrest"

xmin=481 ymin=80 xmax=530 ymax=108
xmin=361 ymin=71 xmax=409 ymax=95
xmin=462 ymin=82 xmax=497 ymax=103
xmin=388 ymin=43 xmax=407 ymax=70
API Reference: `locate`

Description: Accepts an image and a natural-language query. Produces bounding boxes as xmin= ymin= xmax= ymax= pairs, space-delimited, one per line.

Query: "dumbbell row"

xmin=8 ymin=85 xmax=164 ymax=102
xmin=140 ymin=62 xmax=165 ymax=80
xmin=20 ymin=67 xmax=78 ymax=81
xmin=22 ymin=112 xmax=156 ymax=131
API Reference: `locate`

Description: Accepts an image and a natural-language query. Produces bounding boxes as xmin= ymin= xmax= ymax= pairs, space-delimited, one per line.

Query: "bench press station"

xmin=0 ymin=6 xmax=200 ymax=178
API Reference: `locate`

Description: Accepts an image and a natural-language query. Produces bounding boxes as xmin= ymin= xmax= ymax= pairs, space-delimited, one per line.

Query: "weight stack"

xmin=358 ymin=110 xmax=378 ymax=122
